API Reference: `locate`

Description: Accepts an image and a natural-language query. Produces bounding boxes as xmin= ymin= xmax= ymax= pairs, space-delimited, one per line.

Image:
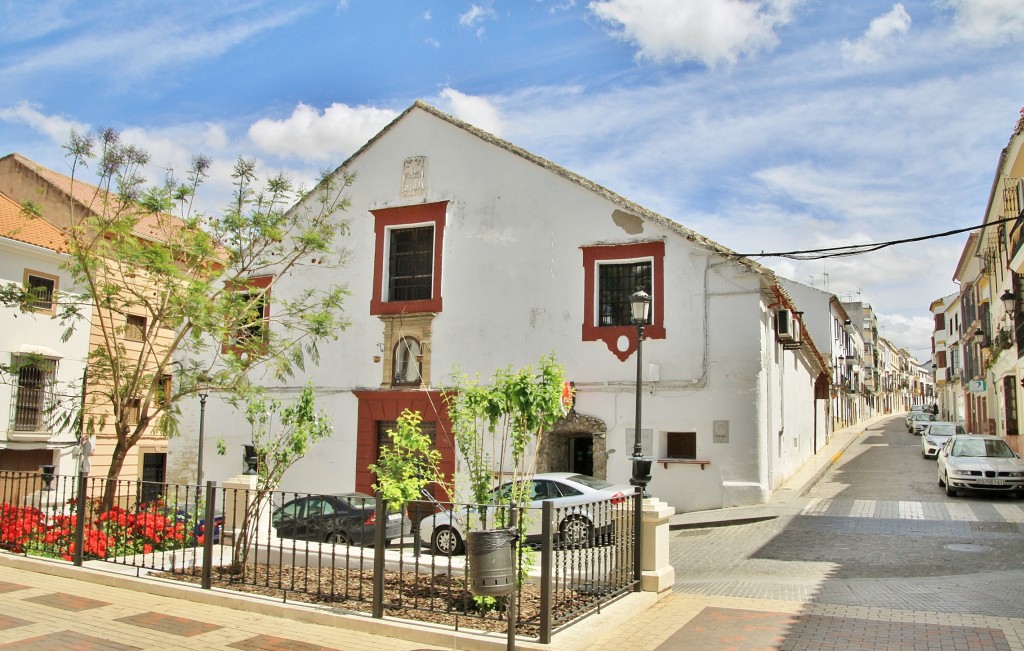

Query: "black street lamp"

xmin=1001 ymin=289 xmax=1017 ymax=319
xmin=197 ymin=380 xmax=209 ymax=487
xmin=629 ymin=289 xmax=653 ymax=494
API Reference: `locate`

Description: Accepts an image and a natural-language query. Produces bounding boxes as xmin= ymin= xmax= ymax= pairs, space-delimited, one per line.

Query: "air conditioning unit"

xmin=776 ymin=309 xmax=799 ymax=342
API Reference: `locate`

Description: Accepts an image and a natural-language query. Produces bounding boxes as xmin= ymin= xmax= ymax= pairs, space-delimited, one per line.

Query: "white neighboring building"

xmin=779 ymin=279 xmax=866 ymax=437
xmin=172 ymin=102 xmax=831 ymax=513
xmin=0 ymin=192 xmax=90 ymax=478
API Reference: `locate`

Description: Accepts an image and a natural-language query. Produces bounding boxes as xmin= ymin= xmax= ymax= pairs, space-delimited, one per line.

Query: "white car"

xmin=920 ymin=422 xmax=966 ymax=458
xmin=418 ymin=472 xmax=634 ymax=555
xmin=937 ymin=434 xmax=1024 ymax=497
xmin=906 ymin=411 xmax=936 ymax=435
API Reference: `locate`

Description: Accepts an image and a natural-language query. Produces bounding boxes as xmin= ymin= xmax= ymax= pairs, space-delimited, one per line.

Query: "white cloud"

xmin=841 ymin=4 xmax=912 ymax=64
xmin=0 ymin=0 xmax=74 ymax=42
xmin=944 ymin=0 xmax=1024 ymax=46
xmin=588 ymin=0 xmax=802 ymax=67
xmin=0 ymin=101 xmax=86 ymax=144
xmin=248 ymin=103 xmax=398 ymax=162
xmin=459 ymin=4 xmax=495 ymax=27
xmin=0 ymin=4 xmax=307 ymax=85
xmin=437 ymin=88 xmax=505 ymax=136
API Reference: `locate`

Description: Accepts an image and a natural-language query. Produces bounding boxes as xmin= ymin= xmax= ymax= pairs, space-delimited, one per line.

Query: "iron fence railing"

xmin=0 ymin=470 xmax=641 ymax=643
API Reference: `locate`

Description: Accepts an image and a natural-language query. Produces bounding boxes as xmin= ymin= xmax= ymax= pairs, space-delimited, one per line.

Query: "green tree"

xmin=445 ymin=352 xmax=569 ymax=507
xmin=230 ymin=384 xmax=333 ymax=569
xmin=0 ymin=129 xmax=353 ymax=511
xmin=369 ymin=409 xmax=446 ymax=512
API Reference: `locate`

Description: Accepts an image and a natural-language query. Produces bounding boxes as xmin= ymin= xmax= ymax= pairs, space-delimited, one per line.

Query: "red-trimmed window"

xmin=370 ymin=202 xmax=447 ymax=315
xmin=582 ymin=241 xmax=665 ymax=361
xmin=224 ymin=275 xmax=272 ymax=351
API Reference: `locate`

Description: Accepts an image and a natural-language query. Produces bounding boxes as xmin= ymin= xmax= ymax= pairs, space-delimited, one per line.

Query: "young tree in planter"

xmin=446 ymin=352 xmax=569 ymax=509
xmin=0 ymin=129 xmax=352 ymax=511
xmin=226 ymin=383 xmax=333 ymax=570
xmin=369 ymin=408 xmax=446 ymax=513
xmin=445 ymin=353 xmax=570 ymax=603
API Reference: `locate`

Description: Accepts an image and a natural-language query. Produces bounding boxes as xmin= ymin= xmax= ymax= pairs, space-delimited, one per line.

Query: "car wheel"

xmin=430 ymin=526 xmax=464 ymax=556
xmin=944 ymin=473 xmax=957 ymax=497
xmin=559 ymin=515 xmax=594 ymax=548
xmin=326 ymin=531 xmax=352 ymax=546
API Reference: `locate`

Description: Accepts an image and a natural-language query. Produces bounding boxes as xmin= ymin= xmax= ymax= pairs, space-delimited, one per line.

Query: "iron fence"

xmin=0 ymin=469 xmax=641 ymax=643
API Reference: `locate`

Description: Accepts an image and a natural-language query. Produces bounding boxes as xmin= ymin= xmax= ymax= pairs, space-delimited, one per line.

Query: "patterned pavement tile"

xmin=0 ymin=581 xmax=29 ymax=594
xmin=227 ymin=634 xmax=344 ymax=650
xmin=657 ymin=606 xmax=1013 ymax=651
xmin=0 ymin=629 xmax=141 ymax=650
xmin=23 ymin=592 xmax=109 ymax=611
xmin=115 ymin=611 xmax=222 ymax=637
xmin=0 ymin=614 xmax=31 ymax=631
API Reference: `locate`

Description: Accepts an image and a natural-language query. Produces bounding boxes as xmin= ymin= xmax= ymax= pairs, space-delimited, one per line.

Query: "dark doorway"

xmin=140 ymin=452 xmax=166 ymax=504
xmin=568 ymin=436 xmax=593 ymax=476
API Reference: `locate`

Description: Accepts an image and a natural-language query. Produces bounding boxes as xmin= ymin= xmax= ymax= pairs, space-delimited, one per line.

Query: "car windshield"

xmin=928 ymin=424 xmax=963 ymax=436
xmin=952 ymin=439 xmax=1016 ymax=458
xmin=565 ymin=474 xmax=613 ymax=489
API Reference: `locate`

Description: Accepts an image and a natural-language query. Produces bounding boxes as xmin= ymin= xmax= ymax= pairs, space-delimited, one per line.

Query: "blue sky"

xmin=2 ymin=0 xmax=1023 ymax=358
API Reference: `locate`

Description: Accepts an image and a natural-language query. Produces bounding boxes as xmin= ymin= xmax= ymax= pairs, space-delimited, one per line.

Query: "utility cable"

xmin=732 ymin=215 xmax=1017 ymax=260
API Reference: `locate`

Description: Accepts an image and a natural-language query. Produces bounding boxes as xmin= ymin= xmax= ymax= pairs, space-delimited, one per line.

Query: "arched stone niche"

xmin=538 ymin=411 xmax=608 ymax=480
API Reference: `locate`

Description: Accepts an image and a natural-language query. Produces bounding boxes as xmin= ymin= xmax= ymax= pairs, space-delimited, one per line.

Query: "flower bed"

xmin=0 ymin=499 xmax=202 ymax=561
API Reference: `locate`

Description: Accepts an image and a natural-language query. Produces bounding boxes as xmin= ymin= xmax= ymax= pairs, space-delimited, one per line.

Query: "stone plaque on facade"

xmin=625 ymin=428 xmax=653 ymax=456
xmin=401 ymin=156 xmax=426 ymax=197
xmin=713 ymin=420 xmax=729 ymax=443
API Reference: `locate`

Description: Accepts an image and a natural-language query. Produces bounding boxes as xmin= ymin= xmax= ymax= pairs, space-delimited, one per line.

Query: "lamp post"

xmin=1002 ymin=289 xmax=1016 ymax=316
xmin=629 ymin=289 xmax=653 ymax=494
xmin=197 ymin=381 xmax=209 ymax=487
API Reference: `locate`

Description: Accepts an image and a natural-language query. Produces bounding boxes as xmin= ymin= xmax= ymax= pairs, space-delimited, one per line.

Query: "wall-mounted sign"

xmin=967 ymin=380 xmax=986 ymax=394
xmin=713 ymin=420 xmax=729 ymax=444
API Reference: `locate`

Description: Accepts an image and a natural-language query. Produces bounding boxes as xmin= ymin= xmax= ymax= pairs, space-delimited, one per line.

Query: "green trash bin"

xmin=466 ymin=528 xmax=518 ymax=597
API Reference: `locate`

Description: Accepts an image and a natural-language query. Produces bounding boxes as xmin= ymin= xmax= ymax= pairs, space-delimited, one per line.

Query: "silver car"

xmin=907 ymin=411 xmax=936 ymax=435
xmin=937 ymin=434 xmax=1024 ymax=497
xmin=418 ymin=472 xmax=635 ymax=555
xmin=920 ymin=422 xmax=966 ymax=459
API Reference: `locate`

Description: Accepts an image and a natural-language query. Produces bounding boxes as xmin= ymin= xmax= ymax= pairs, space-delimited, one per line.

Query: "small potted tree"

xmin=369 ymin=408 xmax=446 ymax=551
xmin=446 ymin=353 xmax=570 ymax=598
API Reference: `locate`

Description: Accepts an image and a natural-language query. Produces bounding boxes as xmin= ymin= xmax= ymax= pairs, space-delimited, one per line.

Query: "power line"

xmin=732 ymin=216 xmax=1015 ymax=261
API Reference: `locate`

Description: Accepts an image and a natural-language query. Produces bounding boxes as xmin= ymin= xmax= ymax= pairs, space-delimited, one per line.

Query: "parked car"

xmin=906 ymin=411 xmax=936 ymax=434
xmin=919 ymin=422 xmax=966 ymax=459
xmin=936 ymin=434 xmax=1024 ymax=497
xmin=418 ymin=472 xmax=634 ymax=555
xmin=271 ymin=493 xmax=410 ymax=546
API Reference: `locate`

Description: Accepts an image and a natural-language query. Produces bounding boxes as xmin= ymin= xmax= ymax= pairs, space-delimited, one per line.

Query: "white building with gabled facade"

xmin=0 ymin=191 xmax=90 ymax=484
xmin=174 ymin=101 xmax=832 ymax=513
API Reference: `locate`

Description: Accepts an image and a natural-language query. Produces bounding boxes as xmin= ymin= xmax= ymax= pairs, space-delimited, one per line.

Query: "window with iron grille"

xmin=231 ymin=292 xmax=268 ymax=344
xmin=376 ymin=420 xmax=436 ymax=458
xmin=10 ymin=356 xmax=58 ymax=431
xmin=125 ymin=314 xmax=146 ymax=342
xmin=25 ymin=271 xmax=57 ymax=314
xmin=1004 ymin=375 xmax=1018 ymax=436
xmin=598 ymin=261 xmax=651 ymax=326
xmin=388 ymin=226 xmax=434 ymax=302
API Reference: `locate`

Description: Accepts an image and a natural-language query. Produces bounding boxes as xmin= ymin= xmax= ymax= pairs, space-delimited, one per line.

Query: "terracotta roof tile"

xmin=7 ymin=153 xmax=184 ymax=243
xmin=0 ymin=191 xmax=67 ymax=252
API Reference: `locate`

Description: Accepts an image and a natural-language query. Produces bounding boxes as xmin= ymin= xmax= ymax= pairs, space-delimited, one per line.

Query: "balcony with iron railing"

xmin=1005 ymin=178 xmax=1024 ymax=268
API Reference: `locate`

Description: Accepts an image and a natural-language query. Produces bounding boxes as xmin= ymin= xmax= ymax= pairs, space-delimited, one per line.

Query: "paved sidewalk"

xmin=6 ymin=414 xmax=1016 ymax=651
xmin=670 ymin=414 xmax=885 ymax=530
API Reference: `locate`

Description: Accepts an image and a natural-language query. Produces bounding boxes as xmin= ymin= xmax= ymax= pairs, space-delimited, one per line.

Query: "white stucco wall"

xmin=0 ymin=239 xmax=90 ymax=476
xmin=169 ymin=106 xmax=826 ymax=513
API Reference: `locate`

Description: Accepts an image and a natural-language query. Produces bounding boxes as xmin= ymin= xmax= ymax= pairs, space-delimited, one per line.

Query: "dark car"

xmin=271 ymin=493 xmax=409 ymax=546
